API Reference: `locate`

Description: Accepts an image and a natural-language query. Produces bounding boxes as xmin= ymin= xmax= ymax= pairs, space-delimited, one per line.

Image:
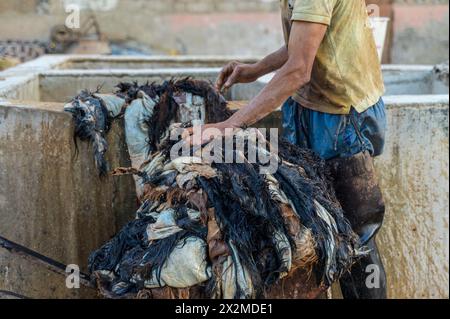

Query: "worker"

xmin=186 ymin=0 xmax=387 ymax=299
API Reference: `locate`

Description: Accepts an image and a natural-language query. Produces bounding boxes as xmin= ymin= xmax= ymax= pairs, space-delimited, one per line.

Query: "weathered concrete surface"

xmin=5 ymin=60 xmax=446 ymax=103
xmin=382 ymin=65 xmax=449 ymax=95
xmin=242 ymin=65 xmax=449 ymax=100
xmin=0 ymin=57 xmax=20 ymax=71
xmin=0 ymin=55 xmax=68 ymax=78
xmin=0 ymin=75 xmax=40 ymax=101
xmin=0 ymin=102 xmax=136 ymax=298
xmin=56 ymin=55 xmax=260 ymax=70
xmin=0 ymin=1 xmax=283 ymax=57
xmin=0 ymin=55 xmax=68 ymax=100
xmin=0 ymin=0 xmax=448 ymax=64
xmin=3 ymin=56 xmax=447 ymax=101
xmin=0 ymin=247 xmax=98 ymax=299
xmin=38 ymin=69 xmax=220 ymax=102
xmin=375 ymin=96 xmax=449 ymax=299
xmin=391 ymin=3 xmax=449 ymax=65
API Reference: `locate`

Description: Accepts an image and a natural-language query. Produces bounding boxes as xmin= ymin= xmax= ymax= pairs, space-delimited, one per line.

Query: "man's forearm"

xmin=224 ymin=21 xmax=327 ymax=128
xmin=252 ymin=46 xmax=288 ymax=78
xmin=226 ymin=59 xmax=309 ymax=128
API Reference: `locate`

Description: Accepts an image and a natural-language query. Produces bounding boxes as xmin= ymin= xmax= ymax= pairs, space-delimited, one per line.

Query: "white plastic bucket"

xmin=369 ymin=17 xmax=390 ymax=62
xmin=63 ymin=0 xmax=118 ymax=11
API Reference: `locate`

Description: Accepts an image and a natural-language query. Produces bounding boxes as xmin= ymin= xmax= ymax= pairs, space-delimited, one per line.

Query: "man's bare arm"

xmin=223 ymin=21 xmax=327 ymax=127
xmin=254 ymin=46 xmax=289 ymax=76
xmin=216 ymin=46 xmax=288 ymax=91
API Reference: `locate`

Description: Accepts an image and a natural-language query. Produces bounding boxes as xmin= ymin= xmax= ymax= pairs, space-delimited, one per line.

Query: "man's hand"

xmin=216 ymin=47 xmax=289 ymax=93
xmin=183 ymin=120 xmax=240 ymax=146
xmin=215 ymin=61 xmax=260 ymax=92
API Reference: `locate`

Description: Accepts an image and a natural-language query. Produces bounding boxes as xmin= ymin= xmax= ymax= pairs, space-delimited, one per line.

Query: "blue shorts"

xmin=281 ymin=98 xmax=387 ymax=161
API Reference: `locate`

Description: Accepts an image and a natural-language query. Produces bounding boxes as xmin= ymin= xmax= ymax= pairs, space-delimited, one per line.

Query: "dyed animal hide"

xmin=66 ymin=79 xmax=365 ymax=299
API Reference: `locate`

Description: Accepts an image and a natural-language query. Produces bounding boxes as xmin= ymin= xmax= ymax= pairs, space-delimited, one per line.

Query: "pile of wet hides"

xmin=64 ymin=79 xmax=366 ymax=299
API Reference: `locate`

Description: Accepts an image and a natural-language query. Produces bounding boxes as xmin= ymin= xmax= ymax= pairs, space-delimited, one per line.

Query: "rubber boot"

xmin=328 ymin=152 xmax=387 ymax=299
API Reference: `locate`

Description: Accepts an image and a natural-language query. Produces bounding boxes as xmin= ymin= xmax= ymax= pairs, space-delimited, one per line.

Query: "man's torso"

xmin=280 ymin=0 xmax=385 ymax=114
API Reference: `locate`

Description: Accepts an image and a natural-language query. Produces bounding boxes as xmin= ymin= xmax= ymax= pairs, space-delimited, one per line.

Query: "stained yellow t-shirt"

xmin=281 ymin=0 xmax=385 ymax=114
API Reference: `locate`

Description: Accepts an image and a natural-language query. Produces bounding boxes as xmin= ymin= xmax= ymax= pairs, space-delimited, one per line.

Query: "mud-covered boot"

xmin=328 ymin=152 xmax=387 ymax=299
